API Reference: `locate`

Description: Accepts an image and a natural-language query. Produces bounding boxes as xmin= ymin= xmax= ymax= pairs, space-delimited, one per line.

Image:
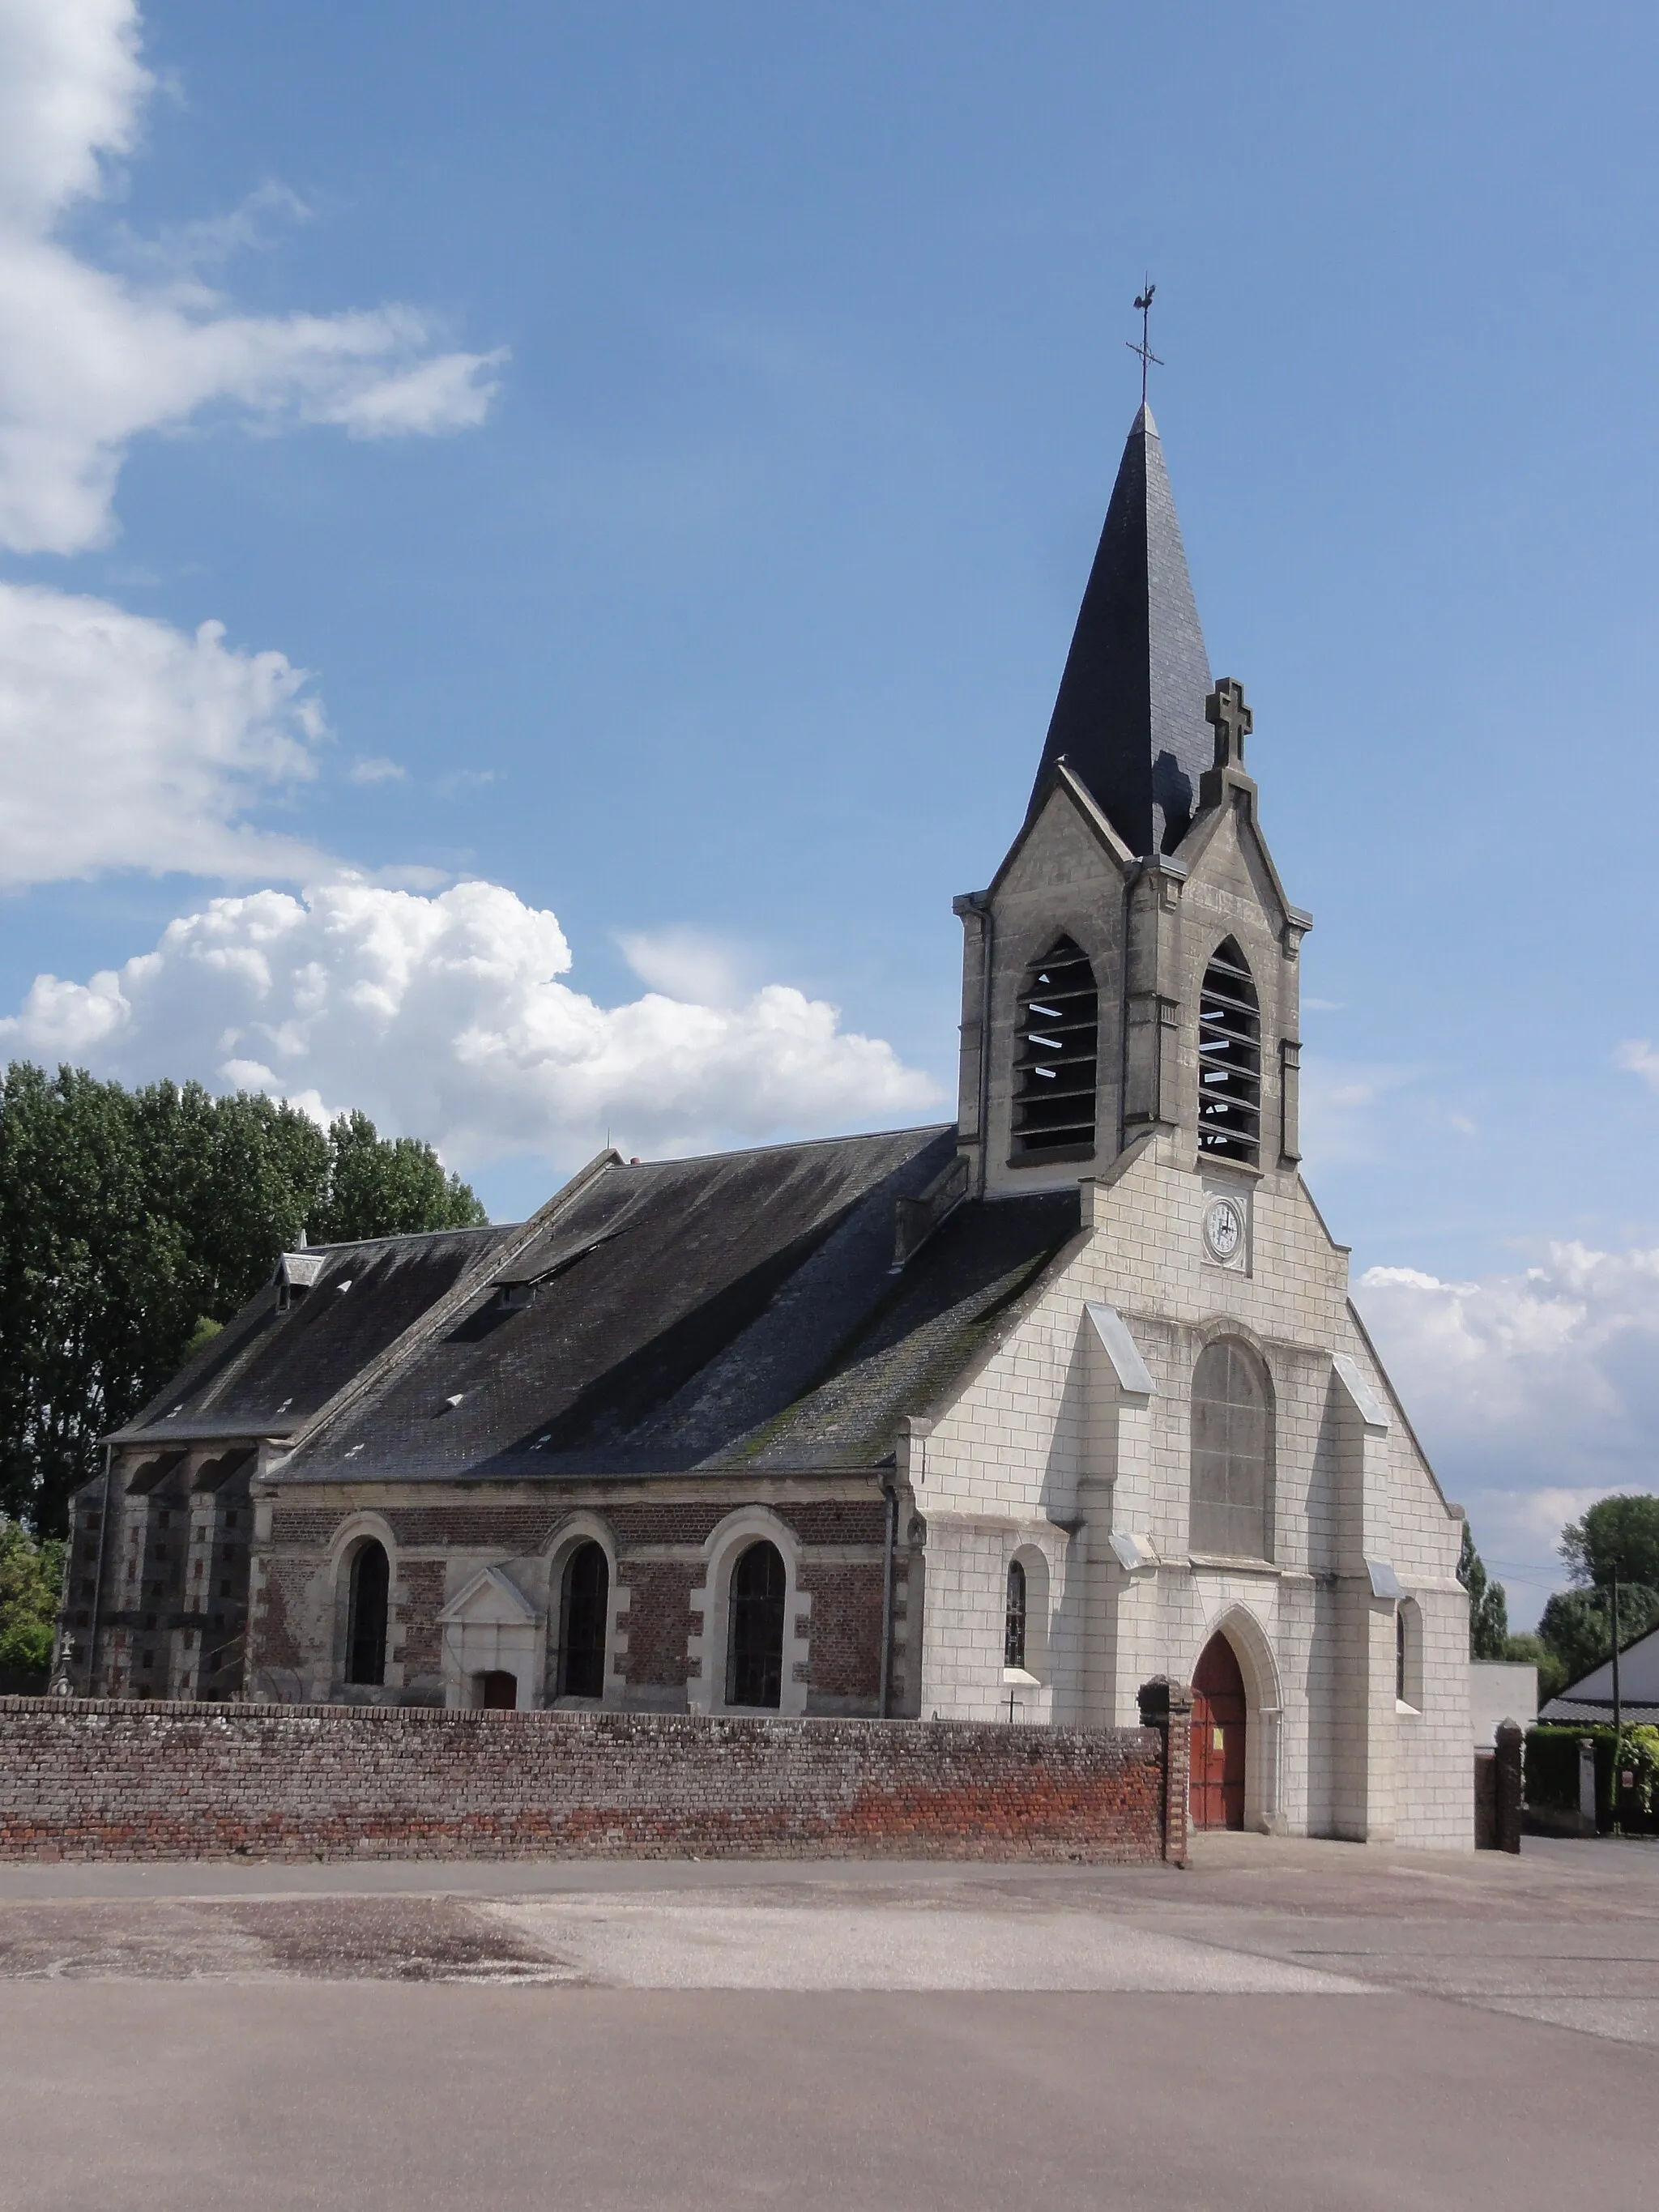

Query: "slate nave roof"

xmin=111 ymin=1126 xmax=1081 ymax=1486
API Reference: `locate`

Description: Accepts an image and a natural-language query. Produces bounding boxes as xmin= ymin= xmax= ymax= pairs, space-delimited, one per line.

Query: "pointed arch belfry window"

xmin=1197 ymin=938 xmax=1261 ymax=1164
xmin=1012 ymin=936 xmax=1098 ymax=1157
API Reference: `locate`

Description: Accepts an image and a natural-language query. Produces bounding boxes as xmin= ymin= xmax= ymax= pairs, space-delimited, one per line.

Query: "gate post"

xmin=1577 ymin=1736 xmax=1597 ymax=1835
xmin=1139 ymin=1676 xmax=1193 ymax=1867
xmin=1493 ymin=1719 xmax=1523 ymax=1855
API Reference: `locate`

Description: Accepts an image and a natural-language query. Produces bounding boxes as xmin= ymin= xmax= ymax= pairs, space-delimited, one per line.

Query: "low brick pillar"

xmin=1493 ymin=1719 xmax=1523 ymax=1855
xmin=1138 ymin=1676 xmax=1192 ymax=1867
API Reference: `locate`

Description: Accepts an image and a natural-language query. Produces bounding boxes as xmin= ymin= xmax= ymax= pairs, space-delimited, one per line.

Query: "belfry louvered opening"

xmin=1012 ymin=936 xmax=1098 ymax=1157
xmin=1198 ymin=937 xmax=1261 ymax=1163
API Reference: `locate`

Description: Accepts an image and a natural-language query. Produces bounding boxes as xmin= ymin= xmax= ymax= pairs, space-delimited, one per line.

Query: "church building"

xmin=58 ymin=403 xmax=1472 ymax=1847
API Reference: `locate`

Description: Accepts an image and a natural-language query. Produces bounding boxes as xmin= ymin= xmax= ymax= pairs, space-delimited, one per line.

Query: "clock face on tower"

xmin=1203 ymin=1196 xmax=1244 ymax=1264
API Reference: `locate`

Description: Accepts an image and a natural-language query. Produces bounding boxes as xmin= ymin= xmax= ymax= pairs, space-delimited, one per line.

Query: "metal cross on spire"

xmin=1127 ymin=281 xmax=1162 ymax=405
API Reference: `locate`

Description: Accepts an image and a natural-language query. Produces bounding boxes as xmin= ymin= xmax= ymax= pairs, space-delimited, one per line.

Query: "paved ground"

xmin=2 ymin=1833 xmax=1655 ymax=2210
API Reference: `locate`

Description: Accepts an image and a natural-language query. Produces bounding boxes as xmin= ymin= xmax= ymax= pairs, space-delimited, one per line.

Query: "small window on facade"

xmin=1189 ymin=1338 xmax=1272 ymax=1560
xmin=558 ymin=1541 xmax=609 ymax=1700
xmin=727 ymin=1540 xmax=787 ymax=1710
xmin=346 ymin=1540 xmax=390 ymax=1686
xmin=1397 ymin=1597 xmax=1423 ymax=1710
xmin=1197 ymin=938 xmax=1261 ymax=1164
xmin=1012 ymin=936 xmax=1098 ymax=1157
xmin=1004 ymin=1558 xmax=1027 ymax=1669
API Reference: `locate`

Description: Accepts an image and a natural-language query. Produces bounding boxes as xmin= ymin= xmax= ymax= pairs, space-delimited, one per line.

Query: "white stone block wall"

xmin=909 ymin=1136 xmax=1471 ymax=1848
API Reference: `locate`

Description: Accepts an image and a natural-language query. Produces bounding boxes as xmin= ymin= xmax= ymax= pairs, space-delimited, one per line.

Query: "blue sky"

xmin=1 ymin=2 xmax=1656 ymax=1620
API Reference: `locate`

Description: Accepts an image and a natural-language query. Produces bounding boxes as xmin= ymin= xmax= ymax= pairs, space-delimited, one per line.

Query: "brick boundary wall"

xmin=0 ymin=1697 xmax=1186 ymax=1865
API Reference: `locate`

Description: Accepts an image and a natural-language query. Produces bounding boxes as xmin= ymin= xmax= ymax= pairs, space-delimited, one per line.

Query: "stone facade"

xmin=914 ymin=738 xmax=1469 ymax=1848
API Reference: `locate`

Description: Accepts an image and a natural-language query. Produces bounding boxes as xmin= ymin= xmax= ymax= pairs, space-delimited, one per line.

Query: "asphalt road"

xmin=2 ymin=1834 xmax=1654 ymax=2211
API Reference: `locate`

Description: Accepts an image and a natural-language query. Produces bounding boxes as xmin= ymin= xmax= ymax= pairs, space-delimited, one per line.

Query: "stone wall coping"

xmin=1 ymin=1694 xmax=1157 ymax=1746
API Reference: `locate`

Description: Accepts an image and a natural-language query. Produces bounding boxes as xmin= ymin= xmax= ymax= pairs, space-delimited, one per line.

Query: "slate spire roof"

xmin=1027 ymin=402 xmax=1213 ymax=857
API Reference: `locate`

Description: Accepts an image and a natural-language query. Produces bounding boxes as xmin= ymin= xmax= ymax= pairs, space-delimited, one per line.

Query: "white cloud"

xmin=0 ymin=877 xmax=944 ymax=1168
xmin=619 ymin=927 xmax=750 ymax=1008
xmin=0 ymin=0 xmax=503 ymax=554
xmin=1356 ymin=1245 xmax=1659 ymax=1624
xmin=1616 ymin=1039 xmax=1659 ymax=1092
xmin=347 ymin=756 xmax=404 ymax=786
xmin=0 ymin=578 xmax=335 ymax=885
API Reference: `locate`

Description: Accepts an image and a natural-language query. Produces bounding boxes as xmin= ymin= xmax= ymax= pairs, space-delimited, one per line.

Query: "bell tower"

xmin=954 ymin=406 xmax=1311 ymax=1200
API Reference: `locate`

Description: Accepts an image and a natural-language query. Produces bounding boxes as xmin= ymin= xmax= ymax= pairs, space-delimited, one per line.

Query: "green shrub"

xmin=1526 ymin=1722 xmax=1659 ymax=1820
xmin=1524 ymin=1726 xmax=1586 ymax=1811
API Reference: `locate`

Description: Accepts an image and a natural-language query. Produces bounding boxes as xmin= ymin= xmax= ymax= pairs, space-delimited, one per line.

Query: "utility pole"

xmin=1611 ymin=1572 xmax=1623 ymax=1738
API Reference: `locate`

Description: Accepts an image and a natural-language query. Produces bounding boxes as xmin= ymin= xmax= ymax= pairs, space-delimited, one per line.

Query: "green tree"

xmin=0 ymin=1517 xmax=64 ymax=1677
xmin=1560 ymin=1494 xmax=1659 ymax=1591
xmin=1458 ymin=1524 xmax=1512 ymax=1660
xmin=0 ymin=1063 xmax=487 ymax=1536
xmin=311 ymin=1110 xmax=486 ymax=1244
xmin=1537 ymin=1584 xmax=1659 ymax=1693
xmin=1498 ymin=1631 xmax=1569 ymax=1703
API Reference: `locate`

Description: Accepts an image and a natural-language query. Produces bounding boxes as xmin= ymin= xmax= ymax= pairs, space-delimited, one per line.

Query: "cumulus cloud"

xmin=0 ymin=578 xmax=336 ymax=885
xmin=0 ymin=877 xmax=944 ymax=1167
xmin=1356 ymin=1246 xmax=1659 ymax=1622
xmin=1616 ymin=1040 xmax=1659 ymax=1092
xmin=0 ymin=0 xmax=503 ymax=554
xmin=619 ymin=927 xmax=750 ymax=1008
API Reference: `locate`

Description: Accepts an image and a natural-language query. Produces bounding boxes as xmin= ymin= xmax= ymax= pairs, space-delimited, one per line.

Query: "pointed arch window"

xmin=345 ymin=1540 xmax=389 ymax=1686
xmin=557 ymin=1541 xmax=609 ymax=1700
xmin=1197 ymin=938 xmax=1261 ymax=1164
xmin=727 ymin=1540 xmax=787 ymax=1710
xmin=1004 ymin=1558 xmax=1027 ymax=1669
xmin=1189 ymin=1338 xmax=1272 ymax=1561
xmin=1012 ymin=936 xmax=1098 ymax=1157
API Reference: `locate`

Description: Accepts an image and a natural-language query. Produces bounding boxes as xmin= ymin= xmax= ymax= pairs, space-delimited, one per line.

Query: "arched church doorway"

xmin=1192 ymin=1632 xmax=1247 ymax=1830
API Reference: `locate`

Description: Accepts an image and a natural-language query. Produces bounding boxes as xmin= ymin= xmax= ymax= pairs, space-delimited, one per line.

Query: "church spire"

xmin=1026 ymin=403 xmax=1213 ymax=857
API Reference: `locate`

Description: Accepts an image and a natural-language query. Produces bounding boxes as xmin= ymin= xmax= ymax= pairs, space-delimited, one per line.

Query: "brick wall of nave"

xmin=243 ymin=1483 xmax=902 ymax=1717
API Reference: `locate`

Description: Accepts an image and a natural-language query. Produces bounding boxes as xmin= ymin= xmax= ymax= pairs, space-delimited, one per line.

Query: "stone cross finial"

xmin=1205 ymin=677 xmax=1252 ymax=769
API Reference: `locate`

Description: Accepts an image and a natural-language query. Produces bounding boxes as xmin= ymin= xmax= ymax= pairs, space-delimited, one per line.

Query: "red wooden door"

xmin=1191 ymin=1634 xmax=1247 ymax=1830
xmin=480 ymin=1670 xmax=518 ymax=1709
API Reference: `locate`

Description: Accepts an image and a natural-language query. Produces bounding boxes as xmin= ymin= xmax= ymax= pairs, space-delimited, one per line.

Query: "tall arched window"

xmin=1197 ymin=938 xmax=1261 ymax=1164
xmin=558 ymin=1541 xmax=609 ymax=1700
xmin=346 ymin=1540 xmax=390 ymax=1686
xmin=1397 ymin=1598 xmax=1423 ymax=1710
xmin=1012 ymin=936 xmax=1098 ymax=1157
xmin=727 ymin=1540 xmax=786 ymax=1709
xmin=1189 ymin=1339 xmax=1271 ymax=1560
xmin=1004 ymin=1558 xmax=1027 ymax=1669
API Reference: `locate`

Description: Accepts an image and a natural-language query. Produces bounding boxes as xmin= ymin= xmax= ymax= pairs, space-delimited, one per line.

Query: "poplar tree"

xmin=0 ymin=1063 xmax=486 ymax=1533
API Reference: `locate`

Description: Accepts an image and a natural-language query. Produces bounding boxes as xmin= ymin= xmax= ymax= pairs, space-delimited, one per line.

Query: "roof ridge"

xmin=612 ymin=1122 xmax=954 ymax=1173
